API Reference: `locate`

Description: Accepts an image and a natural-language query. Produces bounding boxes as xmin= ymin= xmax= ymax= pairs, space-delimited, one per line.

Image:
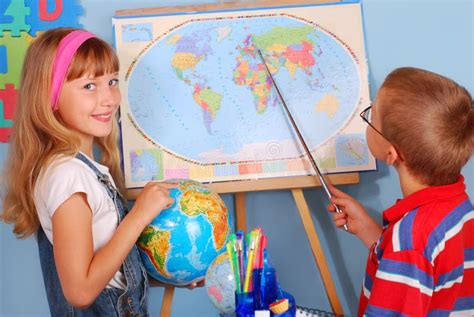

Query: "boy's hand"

xmin=327 ymin=185 xmax=382 ymax=248
xmin=327 ymin=185 xmax=366 ymax=232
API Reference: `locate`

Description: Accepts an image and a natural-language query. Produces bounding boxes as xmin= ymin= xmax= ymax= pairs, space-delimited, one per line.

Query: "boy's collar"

xmin=383 ymin=175 xmax=466 ymax=223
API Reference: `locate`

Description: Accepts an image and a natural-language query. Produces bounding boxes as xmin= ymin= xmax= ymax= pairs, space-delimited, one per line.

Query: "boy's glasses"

xmin=359 ymin=106 xmax=404 ymax=162
xmin=360 ymin=106 xmax=388 ymax=140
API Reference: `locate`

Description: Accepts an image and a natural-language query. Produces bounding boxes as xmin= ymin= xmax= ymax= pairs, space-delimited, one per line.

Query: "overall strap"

xmin=75 ymin=152 xmax=104 ymax=175
xmin=75 ymin=153 xmax=149 ymax=315
xmin=75 ymin=153 xmax=125 ymax=217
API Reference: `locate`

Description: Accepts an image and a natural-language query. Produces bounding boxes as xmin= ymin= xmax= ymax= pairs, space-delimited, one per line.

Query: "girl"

xmin=1 ymin=27 xmax=176 ymax=316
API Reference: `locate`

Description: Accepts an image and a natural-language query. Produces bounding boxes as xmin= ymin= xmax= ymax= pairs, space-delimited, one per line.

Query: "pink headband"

xmin=51 ymin=30 xmax=96 ymax=110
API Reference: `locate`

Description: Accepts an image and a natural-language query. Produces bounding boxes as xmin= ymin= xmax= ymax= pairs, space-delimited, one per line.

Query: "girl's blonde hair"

xmin=1 ymin=28 xmax=126 ymax=238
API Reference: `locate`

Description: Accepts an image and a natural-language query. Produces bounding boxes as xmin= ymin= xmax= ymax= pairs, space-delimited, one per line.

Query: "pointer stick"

xmin=256 ymin=49 xmax=349 ymax=232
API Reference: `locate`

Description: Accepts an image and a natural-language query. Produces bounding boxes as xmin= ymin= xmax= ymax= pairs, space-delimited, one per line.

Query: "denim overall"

xmin=37 ymin=153 xmax=149 ymax=316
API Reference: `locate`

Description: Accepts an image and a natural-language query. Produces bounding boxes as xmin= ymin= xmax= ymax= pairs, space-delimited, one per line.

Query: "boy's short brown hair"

xmin=376 ymin=67 xmax=474 ymax=186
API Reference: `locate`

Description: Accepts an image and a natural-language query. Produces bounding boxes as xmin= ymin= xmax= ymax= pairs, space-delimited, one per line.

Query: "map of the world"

xmin=114 ymin=3 xmax=375 ymax=187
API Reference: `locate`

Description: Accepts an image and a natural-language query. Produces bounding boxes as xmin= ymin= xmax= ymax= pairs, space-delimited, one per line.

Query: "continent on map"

xmin=171 ymin=52 xmax=202 ymax=81
xmin=137 ymin=227 xmax=172 ymax=278
xmin=167 ymin=32 xmax=225 ymax=132
xmin=233 ymin=26 xmax=317 ymax=113
xmin=179 ymin=189 xmax=229 ymax=249
xmin=315 ymin=94 xmax=340 ymax=118
xmin=193 ymin=84 xmax=223 ymax=134
xmin=233 ymin=57 xmax=272 ymax=113
xmin=168 ymin=32 xmax=211 ymax=82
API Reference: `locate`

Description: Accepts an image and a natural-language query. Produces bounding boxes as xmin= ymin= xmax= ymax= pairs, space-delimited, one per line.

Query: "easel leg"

xmin=291 ymin=188 xmax=344 ymax=315
xmin=160 ymin=286 xmax=175 ymax=317
xmin=235 ymin=192 xmax=247 ymax=231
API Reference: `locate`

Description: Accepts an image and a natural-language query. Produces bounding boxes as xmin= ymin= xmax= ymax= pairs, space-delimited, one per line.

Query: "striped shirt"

xmin=359 ymin=176 xmax=474 ymax=316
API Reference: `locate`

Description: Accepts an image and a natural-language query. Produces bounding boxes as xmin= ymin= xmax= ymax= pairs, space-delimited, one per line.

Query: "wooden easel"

xmin=117 ymin=1 xmax=350 ymax=315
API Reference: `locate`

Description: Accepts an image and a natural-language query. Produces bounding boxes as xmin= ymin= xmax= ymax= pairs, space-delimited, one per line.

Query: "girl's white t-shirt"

xmin=34 ymin=153 xmax=126 ymax=290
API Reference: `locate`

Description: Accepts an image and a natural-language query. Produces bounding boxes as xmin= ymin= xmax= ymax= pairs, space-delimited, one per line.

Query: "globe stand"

xmin=160 ymin=287 xmax=174 ymax=317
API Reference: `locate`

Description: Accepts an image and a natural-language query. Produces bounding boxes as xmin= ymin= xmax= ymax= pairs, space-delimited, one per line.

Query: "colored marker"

xmin=243 ymin=231 xmax=258 ymax=292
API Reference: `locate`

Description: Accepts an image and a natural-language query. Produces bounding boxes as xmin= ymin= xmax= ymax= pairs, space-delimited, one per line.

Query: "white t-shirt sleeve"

xmin=36 ymin=159 xmax=99 ymax=219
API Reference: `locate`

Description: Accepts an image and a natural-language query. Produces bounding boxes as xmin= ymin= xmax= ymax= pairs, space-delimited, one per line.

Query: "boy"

xmin=328 ymin=67 xmax=474 ymax=316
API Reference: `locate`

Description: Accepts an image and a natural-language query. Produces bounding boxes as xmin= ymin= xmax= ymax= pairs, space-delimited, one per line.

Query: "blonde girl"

xmin=1 ymin=27 xmax=175 ymax=316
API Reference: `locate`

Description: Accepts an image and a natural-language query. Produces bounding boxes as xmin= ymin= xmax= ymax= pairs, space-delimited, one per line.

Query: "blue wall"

xmin=1 ymin=1 xmax=472 ymax=316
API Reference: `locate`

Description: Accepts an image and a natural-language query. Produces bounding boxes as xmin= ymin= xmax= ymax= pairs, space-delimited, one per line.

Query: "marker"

xmin=227 ymin=235 xmax=241 ymax=292
xmin=236 ymin=231 xmax=245 ymax=292
xmin=243 ymin=231 xmax=258 ymax=292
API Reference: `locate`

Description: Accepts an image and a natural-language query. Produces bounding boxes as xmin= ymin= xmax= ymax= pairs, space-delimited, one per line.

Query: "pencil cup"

xmin=235 ymin=291 xmax=255 ymax=317
xmin=252 ymin=267 xmax=279 ymax=310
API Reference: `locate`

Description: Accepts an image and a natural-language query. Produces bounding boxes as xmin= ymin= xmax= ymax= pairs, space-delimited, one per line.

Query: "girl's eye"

xmin=109 ymin=79 xmax=119 ymax=86
xmin=84 ymin=83 xmax=96 ymax=90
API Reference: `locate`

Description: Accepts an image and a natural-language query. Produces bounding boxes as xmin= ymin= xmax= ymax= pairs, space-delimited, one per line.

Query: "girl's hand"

xmin=181 ymin=279 xmax=205 ymax=290
xmin=327 ymin=185 xmax=382 ymax=248
xmin=132 ymin=182 xmax=177 ymax=227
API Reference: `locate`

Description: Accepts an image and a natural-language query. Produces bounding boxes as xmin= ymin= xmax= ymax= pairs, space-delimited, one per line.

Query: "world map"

xmin=126 ymin=15 xmax=364 ymax=165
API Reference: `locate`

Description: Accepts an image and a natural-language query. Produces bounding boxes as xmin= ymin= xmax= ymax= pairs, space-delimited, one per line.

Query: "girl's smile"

xmin=57 ymin=72 xmax=121 ymax=153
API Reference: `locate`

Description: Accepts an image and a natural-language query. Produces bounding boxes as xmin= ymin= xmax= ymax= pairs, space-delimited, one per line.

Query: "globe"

xmin=205 ymin=252 xmax=236 ymax=314
xmin=137 ymin=179 xmax=233 ymax=285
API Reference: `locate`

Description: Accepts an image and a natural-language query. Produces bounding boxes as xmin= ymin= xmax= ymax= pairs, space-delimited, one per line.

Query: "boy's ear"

xmin=386 ymin=145 xmax=400 ymax=165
